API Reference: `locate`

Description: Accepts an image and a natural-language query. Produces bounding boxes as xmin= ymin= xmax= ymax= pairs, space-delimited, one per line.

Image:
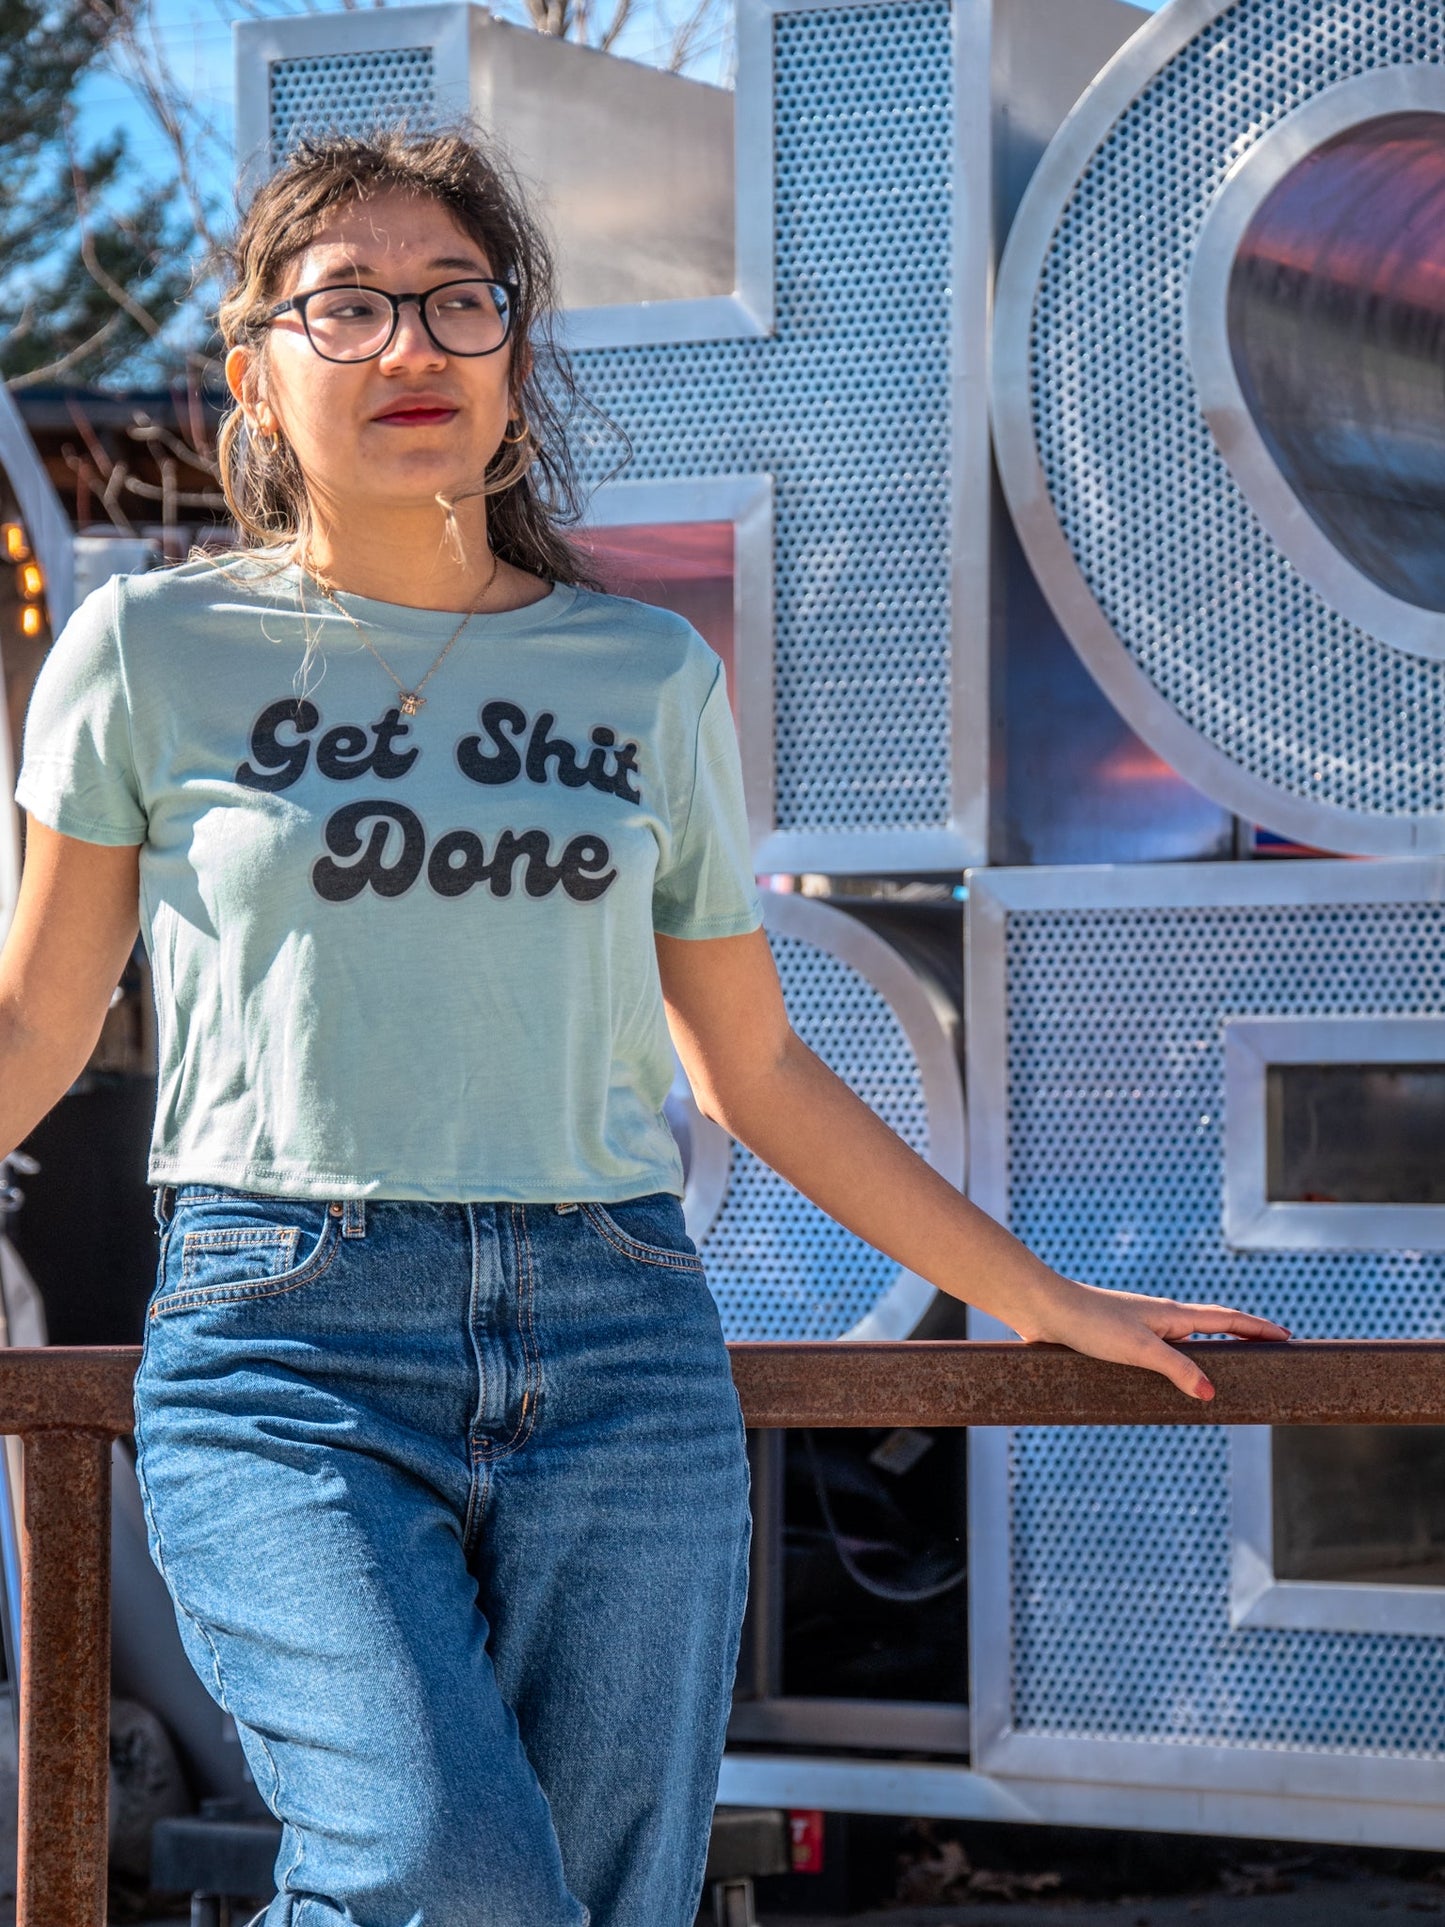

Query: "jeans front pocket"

xmin=150 ymin=1194 xmax=343 ymax=1319
xmin=579 ymin=1194 xmax=704 ymax=1273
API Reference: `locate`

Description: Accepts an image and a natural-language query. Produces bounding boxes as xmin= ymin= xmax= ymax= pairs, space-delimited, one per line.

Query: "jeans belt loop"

xmin=342 ymin=1198 xmax=367 ymax=1239
xmin=154 ymin=1184 xmax=176 ymax=1229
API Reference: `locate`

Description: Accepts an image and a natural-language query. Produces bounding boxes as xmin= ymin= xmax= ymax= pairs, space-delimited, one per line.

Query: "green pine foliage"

xmin=0 ymin=0 xmax=195 ymax=388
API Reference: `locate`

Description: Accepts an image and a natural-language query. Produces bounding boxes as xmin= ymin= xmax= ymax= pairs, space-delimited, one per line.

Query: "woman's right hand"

xmin=1011 ymin=1271 xmax=1292 ymax=1403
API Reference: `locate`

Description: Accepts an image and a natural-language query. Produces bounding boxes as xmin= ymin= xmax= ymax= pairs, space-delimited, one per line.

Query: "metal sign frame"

xmin=990 ymin=0 xmax=1445 ymax=857
xmin=572 ymin=0 xmax=992 ymax=872
xmin=965 ymin=858 xmax=1445 ymax=1847
xmin=1223 ymin=1012 xmax=1445 ymax=1252
xmin=1229 ymin=1424 xmax=1445 ymax=1642
xmin=581 ymin=475 xmax=776 ymax=857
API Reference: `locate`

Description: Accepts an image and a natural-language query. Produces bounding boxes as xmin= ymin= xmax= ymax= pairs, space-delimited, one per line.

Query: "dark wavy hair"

xmin=213 ymin=123 xmax=617 ymax=590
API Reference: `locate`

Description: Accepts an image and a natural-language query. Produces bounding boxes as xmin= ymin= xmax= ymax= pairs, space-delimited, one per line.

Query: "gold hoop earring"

xmin=501 ymin=415 xmax=531 ymax=446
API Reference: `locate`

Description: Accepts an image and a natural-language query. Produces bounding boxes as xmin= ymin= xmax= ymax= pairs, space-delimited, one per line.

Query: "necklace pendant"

xmin=399 ymin=692 xmax=425 ymax=716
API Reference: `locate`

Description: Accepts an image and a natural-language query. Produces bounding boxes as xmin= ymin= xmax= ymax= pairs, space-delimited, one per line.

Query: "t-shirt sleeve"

xmin=13 ymin=577 xmax=147 ymax=846
xmin=652 ymin=657 xmax=764 ymax=940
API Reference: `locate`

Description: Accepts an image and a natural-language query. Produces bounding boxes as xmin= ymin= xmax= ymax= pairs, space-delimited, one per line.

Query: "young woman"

xmin=0 ymin=129 xmax=1287 ymax=1927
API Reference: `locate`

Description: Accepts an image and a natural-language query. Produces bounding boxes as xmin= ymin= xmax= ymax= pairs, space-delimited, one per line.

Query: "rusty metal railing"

xmin=9 ymin=1338 xmax=1445 ymax=1926
xmin=2 ymin=1348 xmax=137 ymax=1927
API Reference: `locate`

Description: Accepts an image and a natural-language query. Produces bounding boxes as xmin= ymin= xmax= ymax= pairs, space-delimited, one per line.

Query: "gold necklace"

xmin=308 ymin=551 xmax=501 ymax=716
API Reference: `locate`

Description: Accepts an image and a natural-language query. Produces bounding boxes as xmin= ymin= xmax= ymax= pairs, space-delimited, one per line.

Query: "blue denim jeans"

xmin=133 ymin=1184 xmax=753 ymax=1927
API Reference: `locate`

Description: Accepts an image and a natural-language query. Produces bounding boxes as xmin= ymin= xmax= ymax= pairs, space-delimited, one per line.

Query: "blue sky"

xmin=75 ymin=0 xmax=1170 ymax=213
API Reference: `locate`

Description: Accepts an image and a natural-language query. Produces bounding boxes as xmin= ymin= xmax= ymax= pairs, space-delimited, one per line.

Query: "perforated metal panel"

xmin=992 ymin=0 xmax=1445 ymax=855
xmin=968 ymin=865 xmax=1445 ymax=1810
xmin=569 ymin=0 xmax=955 ymax=854
xmin=699 ymin=892 xmax=963 ymax=1341
xmin=269 ymin=48 xmax=437 ymax=163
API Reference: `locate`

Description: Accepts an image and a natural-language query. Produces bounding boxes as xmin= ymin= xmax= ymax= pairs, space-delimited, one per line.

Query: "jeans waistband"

xmin=154 ymin=1184 xmax=368 ymax=1239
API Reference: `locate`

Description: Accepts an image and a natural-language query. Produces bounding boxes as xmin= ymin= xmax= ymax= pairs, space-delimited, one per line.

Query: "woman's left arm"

xmin=656 ymin=925 xmax=1289 ymax=1402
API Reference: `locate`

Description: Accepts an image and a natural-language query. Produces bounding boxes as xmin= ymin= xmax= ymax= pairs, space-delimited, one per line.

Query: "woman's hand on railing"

xmin=1012 ymin=1278 xmax=1293 ymax=1402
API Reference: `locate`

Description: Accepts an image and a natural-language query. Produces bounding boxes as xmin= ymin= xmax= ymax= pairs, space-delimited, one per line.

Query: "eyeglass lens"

xmin=304 ymin=282 xmax=511 ymax=360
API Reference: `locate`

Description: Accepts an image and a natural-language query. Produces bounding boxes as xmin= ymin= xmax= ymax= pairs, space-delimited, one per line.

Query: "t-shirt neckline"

xmin=266 ymin=560 xmax=581 ymax=639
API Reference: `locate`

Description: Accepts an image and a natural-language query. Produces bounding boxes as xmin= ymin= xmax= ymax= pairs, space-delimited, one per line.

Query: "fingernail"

xmin=1196 ymin=1380 xmax=1215 ymax=1401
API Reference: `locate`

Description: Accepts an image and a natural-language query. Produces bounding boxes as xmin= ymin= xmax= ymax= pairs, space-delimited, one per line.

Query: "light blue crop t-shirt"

xmin=14 ymin=555 xmax=764 ymax=1202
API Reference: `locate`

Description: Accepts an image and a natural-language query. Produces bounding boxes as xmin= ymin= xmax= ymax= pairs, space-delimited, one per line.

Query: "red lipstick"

xmin=372 ymin=394 xmax=458 ymax=426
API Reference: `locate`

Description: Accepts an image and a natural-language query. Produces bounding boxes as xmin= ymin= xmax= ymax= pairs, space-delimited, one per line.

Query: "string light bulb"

xmin=2 ymin=523 xmax=29 ymax=564
xmin=20 ymin=606 xmax=43 ymax=638
xmin=19 ymin=562 xmax=43 ymax=600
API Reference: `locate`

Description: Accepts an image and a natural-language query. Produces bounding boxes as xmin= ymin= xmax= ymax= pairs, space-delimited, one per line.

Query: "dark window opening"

xmin=1266 ymin=1061 xmax=1445 ymax=1204
xmin=1274 ymin=1426 xmax=1445 ymax=1587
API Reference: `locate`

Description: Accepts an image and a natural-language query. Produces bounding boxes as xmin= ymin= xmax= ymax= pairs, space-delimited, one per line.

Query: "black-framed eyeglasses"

xmin=267 ymin=278 xmax=518 ymax=362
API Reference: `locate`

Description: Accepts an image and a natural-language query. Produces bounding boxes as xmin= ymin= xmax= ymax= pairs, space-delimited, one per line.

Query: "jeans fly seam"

xmin=475 ymin=1205 xmax=539 ymax=1463
xmin=150 ymin=1222 xmax=343 ymax=1319
xmin=462 ymin=1202 xmax=489 ymax=1554
xmin=577 ymin=1204 xmax=705 ymax=1273
xmin=518 ymin=1203 xmax=541 ymax=1440
xmin=464 ymin=1454 xmax=492 ymax=1561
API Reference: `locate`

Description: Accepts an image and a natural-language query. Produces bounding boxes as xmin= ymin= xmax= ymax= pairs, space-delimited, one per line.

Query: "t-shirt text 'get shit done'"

xmin=236 ymin=693 xmax=645 ymax=903
xmin=14 ymin=557 xmax=764 ymax=1204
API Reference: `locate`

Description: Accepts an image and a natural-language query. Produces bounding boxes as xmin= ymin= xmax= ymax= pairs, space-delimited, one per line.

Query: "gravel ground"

xmin=91 ymin=1872 xmax=1440 ymax=1923
xmin=58 ymin=1904 xmax=1441 ymax=1927
xmin=0 ymin=1874 xmax=1440 ymax=1926
xmin=62 ymin=1898 xmax=1445 ymax=1927
xmin=762 ymin=1879 xmax=1445 ymax=1925
xmin=740 ymin=1818 xmax=1445 ymax=1926
xmin=4 ymin=1829 xmax=1442 ymax=1927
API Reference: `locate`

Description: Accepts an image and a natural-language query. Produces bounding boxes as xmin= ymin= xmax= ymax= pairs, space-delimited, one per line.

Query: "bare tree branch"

xmin=0 ymin=302 xmax=38 ymax=361
xmin=7 ymin=309 xmax=127 ymax=388
xmin=62 ymin=106 xmax=166 ymax=341
xmin=63 ymin=396 xmax=113 ymax=473
xmin=665 ymin=0 xmax=724 ymax=71
xmin=523 ymin=0 xmax=572 ymax=37
xmin=126 ymin=410 xmax=223 ymax=482
xmin=62 ymin=445 xmax=227 ymax=512
xmin=599 ymin=0 xmax=634 ymax=54
xmin=179 ymin=361 xmax=219 ymax=467
xmin=61 ymin=398 xmax=140 ymax=535
xmin=98 ymin=1 xmax=229 ymax=265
